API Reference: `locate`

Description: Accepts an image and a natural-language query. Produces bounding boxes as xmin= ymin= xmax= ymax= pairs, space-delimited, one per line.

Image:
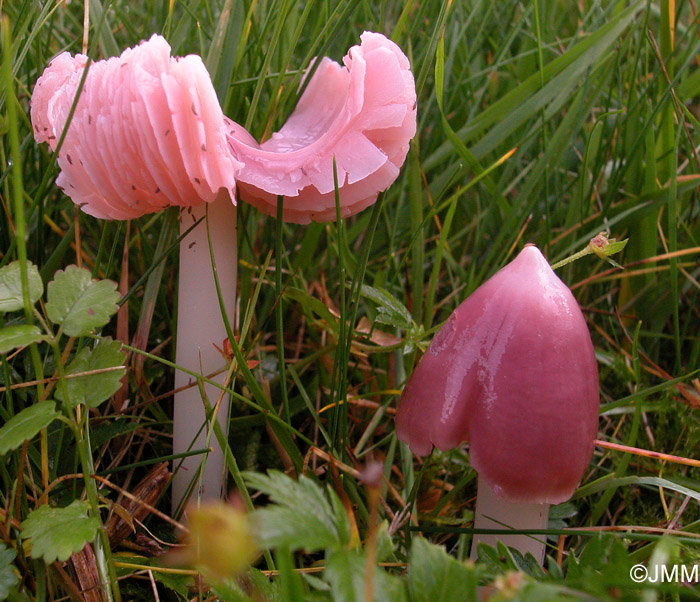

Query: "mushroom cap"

xmin=31 ymin=34 xmax=241 ymax=220
xmin=395 ymin=245 xmax=599 ymax=504
xmin=227 ymin=31 xmax=417 ymax=223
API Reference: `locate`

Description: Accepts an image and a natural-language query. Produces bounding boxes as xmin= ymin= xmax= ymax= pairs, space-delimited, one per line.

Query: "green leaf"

xmin=361 ymin=285 xmax=413 ymax=329
xmin=210 ymin=580 xmax=254 ymax=602
xmin=0 ymin=543 xmax=19 ymax=601
xmin=244 ymin=470 xmax=350 ymax=552
xmin=642 ymin=537 xmax=680 ymax=602
xmin=375 ymin=521 xmax=396 ymax=563
xmin=45 ymin=265 xmax=120 ymax=336
xmin=284 ymin=287 xmax=338 ymax=330
xmin=55 ymin=338 xmax=125 ymax=408
xmin=325 ymin=549 xmax=406 ymax=602
xmin=212 ymin=568 xmax=283 ymax=602
xmin=20 ymin=500 xmax=100 ymax=564
xmin=0 ymin=324 xmax=46 ymax=353
xmin=566 ymin=534 xmax=635 ymax=595
xmin=113 ymin=555 xmax=193 ymax=597
xmin=0 ymin=401 xmax=59 ymax=455
xmin=0 ymin=261 xmax=43 ymax=313
xmin=407 ymin=537 xmax=478 ymax=602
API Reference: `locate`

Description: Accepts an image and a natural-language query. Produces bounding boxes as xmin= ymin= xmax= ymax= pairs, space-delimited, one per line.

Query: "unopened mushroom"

xmin=395 ymin=245 xmax=599 ymax=563
xmin=31 ymin=34 xmax=241 ymax=510
xmin=226 ymin=31 xmax=417 ymax=223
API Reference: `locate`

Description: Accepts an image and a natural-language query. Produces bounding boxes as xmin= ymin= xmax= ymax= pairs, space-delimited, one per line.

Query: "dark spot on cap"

xmin=48 ymin=135 xmax=56 ymax=140
xmin=201 ymin=144 xmax=206 ymax=152
xmin=66 ymin=154 xmax=73 ymax=165
xmin=188 ymin=241 xmax=196 ymax=249
xmin=165 ymin=129 xmax=170 ymax=136
xmin=154 ymin=187 xmax=160 ymax=194
xmin=131 ymin=185 xmax=136 ymax=190
xmin=194 ymin=177 xmax=201 ymax=184
xmin=88 ymin=115 xmax=92 ymax=124
xmin=191 ymin=102 xmax=198 ymax=116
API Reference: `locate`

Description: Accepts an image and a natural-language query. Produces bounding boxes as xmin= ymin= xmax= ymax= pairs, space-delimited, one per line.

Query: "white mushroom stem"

xmin=172 ymin=194 xmax=237 ymax=512
xmin=470 ymin=476 xmax=550 ymax=564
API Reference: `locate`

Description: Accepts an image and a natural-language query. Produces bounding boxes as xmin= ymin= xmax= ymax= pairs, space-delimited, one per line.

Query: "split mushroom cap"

xmin=226 ymin=31 xmax=417 ymax=224
xmin=31 ymin=34 xmax=241 ymax=220
xmin=395 ymin=245 xmax=599 ymax=504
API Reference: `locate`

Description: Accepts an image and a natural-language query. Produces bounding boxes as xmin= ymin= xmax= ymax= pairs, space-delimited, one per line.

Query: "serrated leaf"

xmin=45 ymin=266 xmax=120 ymax=336
xmin=0 ymin=401 xmax=59 ymax=455
xmin=20 ymin=500 xmax=100 ymax=564
xmin=0 ymin=324 xmax=46 ymax=353
xmin=0 ymin=261 xmax=43 ymax=313
xmin=0 ymin=544 xmax=19 ymax=601
xmin=55 ymin=338 xmax=125 ymax=408
xmin=565 ymin=534 xmax=640 ymax=599
xmin=325 ymin=549 xmax=406 ymax=602
xmin=407 ymin=537 xmax=478 ymax=602
xmin=374 ymin=312 xmax=413 ymax=330
xmin=361 ymin=285 xmax=413 ymax=327
xmin=244 ymin=470 xmax=350 ymax=552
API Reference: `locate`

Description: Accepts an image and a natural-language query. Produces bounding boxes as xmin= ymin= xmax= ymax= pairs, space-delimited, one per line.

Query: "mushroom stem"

xmin=470 ymin=476 xmax=550 ymax=564
xmin=172 ymin=195 xmax=237 ymax=512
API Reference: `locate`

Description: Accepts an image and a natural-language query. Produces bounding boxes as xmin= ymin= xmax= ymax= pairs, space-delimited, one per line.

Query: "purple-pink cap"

xmin=395 ymin=245 xmax=599 ymax=504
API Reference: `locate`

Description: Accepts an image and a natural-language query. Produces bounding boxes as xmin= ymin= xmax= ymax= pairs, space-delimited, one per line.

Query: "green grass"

xmin=2 ymin=0 xmax=700 ymax=600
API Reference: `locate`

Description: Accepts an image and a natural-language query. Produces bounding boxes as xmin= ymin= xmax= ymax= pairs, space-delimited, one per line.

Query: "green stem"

xmin=50 ymin=340 xmax=120 ymax=602
xmin=533 ymin=0 xmax=551 ymax=244
xmin=659 ymin=0 xmax=680 ymax=370
xmin=276 ymin=196 xmax=291 ymax=424
xmin=330 ymin=159 xmax=347 ymax=452
xmin=549 ymin=246 xmax=593 ymax=271
xmin=1 ymin=17 xmax=45 ymax=397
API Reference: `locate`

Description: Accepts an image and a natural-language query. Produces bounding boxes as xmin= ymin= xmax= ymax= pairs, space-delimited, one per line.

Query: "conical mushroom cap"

xmin=227 ymin=32 xmax=417 ymax=223
xmin=395 ymin=245 xmax=599 ymax=504
xmin=31 ymin=35 xmax=241 ymax=220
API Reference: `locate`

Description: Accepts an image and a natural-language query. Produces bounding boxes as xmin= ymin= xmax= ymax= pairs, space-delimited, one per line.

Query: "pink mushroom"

xmin=32 ymin=30 xmax=418 ymax=513
xmin=226 ymin=31 xmax=417 ymax=223
xmin=31 ymin=34 xmax=240 ymax=511
xmin=395 ymin=245 xmax=599 ymax=563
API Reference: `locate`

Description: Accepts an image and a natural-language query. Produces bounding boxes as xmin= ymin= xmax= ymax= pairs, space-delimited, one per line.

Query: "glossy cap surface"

xmin=395 ymin=245 xmax=599 ymax=503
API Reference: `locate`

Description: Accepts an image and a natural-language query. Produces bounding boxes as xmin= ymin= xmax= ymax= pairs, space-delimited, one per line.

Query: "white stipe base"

xmin=470 ymin=475 xmax=550 ymax=564
xmin=172 ymin=196 xmax=237 ymax=513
